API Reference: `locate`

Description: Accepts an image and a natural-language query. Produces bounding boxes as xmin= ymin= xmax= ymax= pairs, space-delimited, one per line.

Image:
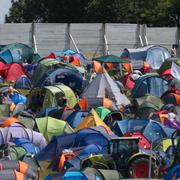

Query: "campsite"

xmin=0 ymin=41 xmax=179 ymax=180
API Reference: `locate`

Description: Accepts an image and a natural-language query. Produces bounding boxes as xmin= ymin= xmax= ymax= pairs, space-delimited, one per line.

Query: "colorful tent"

xmin=75 ymin=109 xmax=113 ymax=134
xmin=27 ymin=84 xmax=77 ymax=112
xmin=81 ymin=72 xmax=130 ymax=109
xmin=95 ymin=106 xmax=111 ymax=120
xmin=35 ymin=116 xmax=74 ymax=142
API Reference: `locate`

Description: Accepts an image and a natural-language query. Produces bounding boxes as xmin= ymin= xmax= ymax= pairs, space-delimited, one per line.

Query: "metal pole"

xmin=148 ymin=141 xmax=152 ymax=180
xmin=33 ymin=34 xmax=38 ymax=54
xmin=69 ymin=33 xmax=80 ymax=53
xmin=104 ymin=34 xmax=109 ymax=55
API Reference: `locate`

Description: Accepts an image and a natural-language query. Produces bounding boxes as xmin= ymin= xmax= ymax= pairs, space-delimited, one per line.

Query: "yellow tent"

xmin=75 ymin=109 xmax=113 ymax=134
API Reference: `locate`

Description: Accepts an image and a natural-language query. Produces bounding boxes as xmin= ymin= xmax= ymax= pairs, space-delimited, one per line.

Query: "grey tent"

xmin=0 ymin=123 xmax=47 ymax=150
xmin=81 ymin=72 xmax=130 ymax=109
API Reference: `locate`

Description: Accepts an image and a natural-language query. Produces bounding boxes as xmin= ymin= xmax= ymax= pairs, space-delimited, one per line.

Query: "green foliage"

xmin=5 ymin=0 xmax=180 ymax=26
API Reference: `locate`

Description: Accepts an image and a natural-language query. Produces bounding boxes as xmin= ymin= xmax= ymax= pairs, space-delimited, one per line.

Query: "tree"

xmin=5 ymin=0 xmax=180 ymax=27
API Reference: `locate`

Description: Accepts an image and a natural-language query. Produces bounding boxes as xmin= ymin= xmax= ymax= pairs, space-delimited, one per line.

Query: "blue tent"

xmin=36 ymin=67 xmax=83 ymax=92
xmin=14 ymin=75 xmax=32 ymax=89
xmin=113 ymin=119 xmax=175 ymax=143
xmin=66 ymin=110 xmax=89 ymax=128
xmin=132 ymin=74 xmax=169 ymax=98
xmin=0 ymin=49 xmax=20 ymax=64
xmin=36 ymin=128 xmax=117 ymax=161
xmin=120 ymin=45 xmax=171 ymax=69
xmin=62 ymin=170 xmax=88 ymax=180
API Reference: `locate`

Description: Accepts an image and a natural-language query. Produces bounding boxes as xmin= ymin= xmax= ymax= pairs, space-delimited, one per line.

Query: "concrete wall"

xmin=0 ymin=23 xmax=177 ymax=58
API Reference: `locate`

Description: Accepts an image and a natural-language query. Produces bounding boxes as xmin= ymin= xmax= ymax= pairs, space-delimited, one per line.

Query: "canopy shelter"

xmin=94 ymin=54 xmax=129 ymax=63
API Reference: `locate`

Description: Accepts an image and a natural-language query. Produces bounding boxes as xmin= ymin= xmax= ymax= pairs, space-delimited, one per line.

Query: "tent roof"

xmin=81 ymin=72 xmax=130 ymax=107
xmin=35 ymin=116 xmax=73 ymax=142
xmin=94 ymin=54 xmax=130 ymax=63
xmin=75 ymin=109 xmax=112 ymax=134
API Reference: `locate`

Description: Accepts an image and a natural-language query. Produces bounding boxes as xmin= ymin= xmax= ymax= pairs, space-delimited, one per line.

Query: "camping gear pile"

xmin=0 ymin=42 xmax=179 ymax=180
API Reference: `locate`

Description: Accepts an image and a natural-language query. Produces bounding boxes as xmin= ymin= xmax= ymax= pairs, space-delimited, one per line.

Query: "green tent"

xmin=32 ymin=58 xmax=85 ymax=86
xmin=1 ymin=42 xmax=40 ymax=63
xmin=83 ymin=168 xmax=122 ymax=180
xmin=134 ymin=94 xmax=164 ymax=118
xmin=95 ymin=106 xmax=111 ymax=120
xmin=43 ymin=85 xmax=77 ymax=110
xmin=35 ymin=116 xmax=74 ymax=142
xmin=93 ymin=54 xmax=130 ymax=63
xmin=27 ymin=84 xmax=77 ymax=112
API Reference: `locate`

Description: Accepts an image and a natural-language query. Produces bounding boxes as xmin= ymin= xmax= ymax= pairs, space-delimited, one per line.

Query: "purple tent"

xmin=0 ymin=123 xmax=47 ymax=150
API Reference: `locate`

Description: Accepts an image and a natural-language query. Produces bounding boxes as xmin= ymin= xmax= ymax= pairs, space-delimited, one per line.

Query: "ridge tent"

xmin=132 ymin=73 xmax=169 ymax=98
xmin=75 ymin=109 xmax=113 ymax=134
xmin=14 ymin=75 xmax=32 ymax=89
xmin=27 ymin=84 xmax=77 ymax=112
xmin=81 ymin=72 xmax=130 ymax=109
xmin=36 ymin=67 xmax=83 ymax=93
xmin=121 ymin=45 xmax=171 ymax=69
xmin=35 ymin=116 xmax=74 ymax=142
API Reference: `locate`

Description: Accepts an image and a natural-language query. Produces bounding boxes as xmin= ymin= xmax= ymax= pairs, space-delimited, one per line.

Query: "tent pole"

xmin=69 ymin=33 xmax=80 ymax=53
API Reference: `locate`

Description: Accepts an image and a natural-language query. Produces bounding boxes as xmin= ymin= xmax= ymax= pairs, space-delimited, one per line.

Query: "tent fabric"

xmin=95 ymin=107 xmax=111 ymax=120
xmin=171 ymin=62 xmax=180 ymax=81
xmin=75 ymin=109 xmax=113 ymax=134
xmin=158 ymin=57 xmax=180 ymax=75
xmin=35 ymin=116 xmax=74 ymax=142
xmin=14 ymin=75 xmax=32 ymax=89
xmin=94 ymin=54 xmax=129 ymax=63
xmin=0 ymin=123 xmax=47 ymax=150
xmin=5 ymin=63 xmax=26 ymax=82
xmin=62 ymin=171 xmax=88 ymax=180
xmin=37 ymin=67 xmax=83 ymax=92
xmin=81 ymin=72 xmax=130 ymax=108
xmin=132 ymin=74 xmax=169 ymax=98
xmin=36 ymin=128 xmax=117 ymax=161
xmin=41 ymin=84 xmax=77 ymax=110
xmin=66 ymin=110 xmax=89 ymax=129
xmin=1 ymin=43 xmax=40 ymax=63
xmin=121 ymin=45 xmax=171 ymax=69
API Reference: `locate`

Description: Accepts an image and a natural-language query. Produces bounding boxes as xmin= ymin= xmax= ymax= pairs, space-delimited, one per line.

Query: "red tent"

xmin=5 ymin=63 xmax=26 ymax=82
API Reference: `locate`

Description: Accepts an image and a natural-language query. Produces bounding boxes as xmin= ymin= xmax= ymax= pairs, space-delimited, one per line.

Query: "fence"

xmin=0 ymin=23 xmax=178 ymax=58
